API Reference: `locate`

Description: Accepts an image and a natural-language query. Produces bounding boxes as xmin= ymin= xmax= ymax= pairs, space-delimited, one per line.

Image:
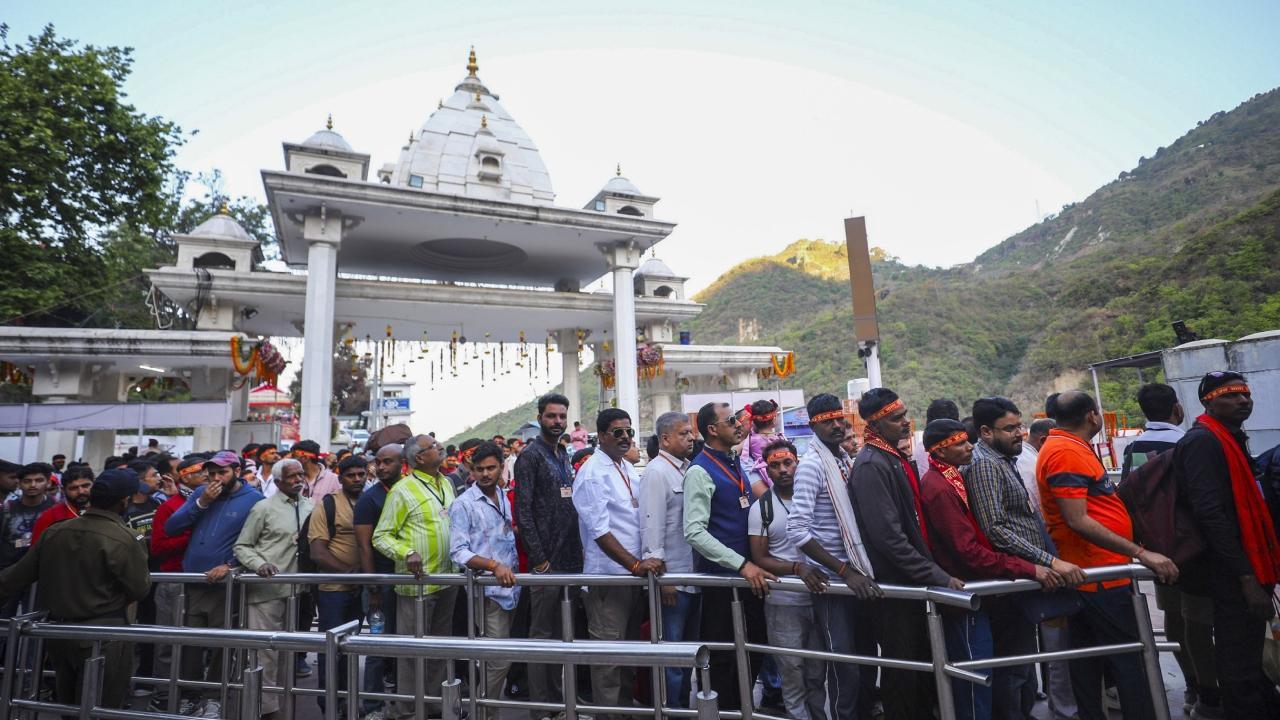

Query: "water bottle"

xmin=368 ymin=608 xmax=385 ymax=634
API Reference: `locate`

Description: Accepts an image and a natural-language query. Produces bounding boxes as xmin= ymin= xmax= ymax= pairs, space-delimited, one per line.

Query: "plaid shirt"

xmin=964 ymin=440 xmax=1054 ymax=567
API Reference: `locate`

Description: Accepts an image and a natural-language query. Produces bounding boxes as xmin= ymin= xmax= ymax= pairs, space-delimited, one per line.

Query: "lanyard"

xmin=701 ymin=450 xmax=746 ymax=497
xmin=480 ymin=490 xmax=511 ymax=529
xmin=540 ymin=441 xmax=573 ymax=487
xmin=612 ymin=461 xmax=636 ymax=503
xmin=414 ymin=470 xmax=447 ymax=507
xmin=659 ymin=453 xmax=684 ymax=473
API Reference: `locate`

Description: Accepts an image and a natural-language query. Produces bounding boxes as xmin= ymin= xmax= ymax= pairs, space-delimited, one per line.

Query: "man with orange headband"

xmin=920 ymin=418 xmax=1063 ymax=720
xmin=850 ymin=387 xmax=960 ymax=720
xmin=1175 ymin=371 xmax=1280 ymax=718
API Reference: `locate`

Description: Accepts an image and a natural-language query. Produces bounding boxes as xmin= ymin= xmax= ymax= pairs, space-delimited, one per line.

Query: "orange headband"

xmin=753 ymin=411 xmax=777 ymax=423
xmin=927 ymin=431 xmax=969 ymax=455
xmin=766 ymin=448 xmax=796 ymax=463
xmin=810 ymin=410 xmax=845 ymax=424
xmin=458 ymin=446 xmax=478 ymax=462
xmin=1202 ymin=383 xmax=1250 ymax=402
xmin=179 ymin=464 xmax=205 ymax=477
xmin=866 ymin=398 xmax=904 ymax=422
xmin=292 ymin=450 xmax=318 ymax=460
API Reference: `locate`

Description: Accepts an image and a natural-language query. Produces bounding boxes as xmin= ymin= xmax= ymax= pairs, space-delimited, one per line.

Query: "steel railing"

xmin=0 ymin=563 xmax=1174 ymax=720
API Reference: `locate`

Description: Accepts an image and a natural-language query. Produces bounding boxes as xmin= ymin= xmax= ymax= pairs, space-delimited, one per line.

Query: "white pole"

xmin=866 ymin=343 xmax=883 ymax=390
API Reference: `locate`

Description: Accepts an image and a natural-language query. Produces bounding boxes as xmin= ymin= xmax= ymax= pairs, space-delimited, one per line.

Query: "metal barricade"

xmin=0 ymin=563 xmax=1174 ymax=720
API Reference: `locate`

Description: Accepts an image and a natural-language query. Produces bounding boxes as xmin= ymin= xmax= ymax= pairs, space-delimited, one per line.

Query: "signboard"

xmin=380 ymin=397 xmax=411 ymax=412
xmin=844 ymin=216 xmax=880 ymax=343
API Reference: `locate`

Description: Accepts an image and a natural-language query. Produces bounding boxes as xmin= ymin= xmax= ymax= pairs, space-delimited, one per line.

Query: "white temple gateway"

xmin=12 ymin=48 xmax=792 ymax=456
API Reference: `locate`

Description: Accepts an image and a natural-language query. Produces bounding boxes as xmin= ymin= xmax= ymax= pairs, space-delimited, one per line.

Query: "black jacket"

xmin=1175 ymin=422 xmax=1257 ymax=581
xmin=513 ymin=436 xmax=584 ymax=572
xmin=851 ymin=444 xmax=951 ymax=586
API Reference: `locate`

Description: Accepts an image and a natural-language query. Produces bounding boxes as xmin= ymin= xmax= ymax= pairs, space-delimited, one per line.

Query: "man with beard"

xmin=165 ymin=450 xmax=264 ymax=718
xmin=789 ymin=393 xmax=881 ymax=719
xmin=573 ymin=408 xmax=660 ymax=720
xmin=850 ymin=388 xmax=962 ymax=720
xmin=513 ymin=393 xmax=583 ymax=720
xmin=1176 ymin=372 xmax=1280 ymax=718
xmin=639 ymin=411 xmax=698 ymax=708
xmin=149 ymin=455 xmax=207 ymax=714
xmin=32 ymin=464 xmax=94 ymax=545
xmin=235 ymin=459 xmax=315 ymax=719
xmin=1038 ymin=391 xmax=1175 ymax=720
xmin=684 ymin=402 xmax=776 ymax=712
xmin=354 ymin=443 xmax=403 ymax=720
xmin=450 ymin=442 xmax=520 ymax=720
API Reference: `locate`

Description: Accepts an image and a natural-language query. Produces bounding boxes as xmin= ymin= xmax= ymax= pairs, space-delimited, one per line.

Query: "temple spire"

xmin=467 ymin=46 xmax=479 ymax=77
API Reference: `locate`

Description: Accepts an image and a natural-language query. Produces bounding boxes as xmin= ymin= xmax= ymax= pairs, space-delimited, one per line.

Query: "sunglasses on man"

xmin=609 ymin=427 xmax=636 ymax=440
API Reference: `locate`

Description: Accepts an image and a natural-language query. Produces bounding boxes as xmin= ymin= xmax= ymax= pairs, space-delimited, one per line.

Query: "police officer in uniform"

xmin=0 ymin=468 xmax=151 ymax=707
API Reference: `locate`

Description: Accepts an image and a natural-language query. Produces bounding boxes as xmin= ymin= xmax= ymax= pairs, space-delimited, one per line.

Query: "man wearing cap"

xmin=235 ymin=458 xmax=315 ymax=718
xmin=850 ymin=387 xmax=962 ymax=720
xmin=164 ymin=450 xmax=263 ymax=718
xmin=0 ymin=468 xmax=150 ymax=708
xmin=1176 ymin=372 xmax=1280 ymax=717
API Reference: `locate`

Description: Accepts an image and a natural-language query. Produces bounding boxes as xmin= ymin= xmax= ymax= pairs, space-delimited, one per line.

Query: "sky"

xmin=8 ymin=1 xmax=1280 ymax=437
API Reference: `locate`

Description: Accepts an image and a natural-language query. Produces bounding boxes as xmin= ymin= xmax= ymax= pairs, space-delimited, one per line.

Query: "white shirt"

xmin=1015 ymin=445 xmax=1042 ymax=514
xmin=748 ymin=491 xmax=808 ymax=606
xmin=639 ymin=450 xmax=697 ymax=589
xmin=572 ymin=448 xmax=643 ymax=575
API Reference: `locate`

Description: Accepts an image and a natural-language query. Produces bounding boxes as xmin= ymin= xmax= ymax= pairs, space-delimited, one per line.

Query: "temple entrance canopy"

xmin=148 ymin=48 xmax=792 ymax=441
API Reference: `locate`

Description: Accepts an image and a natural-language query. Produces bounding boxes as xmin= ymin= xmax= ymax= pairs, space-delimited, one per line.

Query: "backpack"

xmin=1116 ymin=449 xmax=1205 ymax=566
xmin=296 ymin=494 xmax=337 ymax=572
xmin=759 ymin=489 xmax=774 ymax=530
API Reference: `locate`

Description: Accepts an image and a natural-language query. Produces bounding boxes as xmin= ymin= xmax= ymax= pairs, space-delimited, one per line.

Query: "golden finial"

xmin=467 ymin=46 xmax=478 ymax=77
xmin=475 ymin=90 xmax=482 ymax=102
xmin=218 ymin=201 xmax=230 ymax=215
xmin=616 ymin=162 xmax=622 ymax=177
xmin=326 ymin=113 xmax=333 ymax=130
xmin=481 ymin=115 xmax=488 ymax=129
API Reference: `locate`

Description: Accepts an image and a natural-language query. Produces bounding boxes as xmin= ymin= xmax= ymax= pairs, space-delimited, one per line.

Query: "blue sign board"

xmin=381 ymin=397 xmax=411 ymax=412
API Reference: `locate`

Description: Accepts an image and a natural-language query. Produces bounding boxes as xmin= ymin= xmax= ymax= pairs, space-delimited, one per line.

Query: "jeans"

xmin=989 ymin=603 xmax=1037 ymax=720
xmin=764 ymin=602 xmax=827 ymax=720
xmin=362 ymin=585 xmax=399 ymax=714
xmin=1209 ymin=567 xmax=1280 ymax=718
xmin=1067 ymin=585 xmax=1153 ymax=720
xmin=316 ymin=589 xmax=364 ymax=711
xmin=812 ymin=593 xmax=866 ymax=719
xmin=181 ymin=585 xmax=228 ymax=701
xmin=1039 ymin=620 xmax=1078 ymax=720
xmin=943 ymin=610 xmax=993 ymax=720
xmin=660 ymin=589 xmax=701 ymax=708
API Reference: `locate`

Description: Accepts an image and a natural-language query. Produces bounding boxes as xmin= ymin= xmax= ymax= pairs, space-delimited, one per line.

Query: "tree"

xmin=0 ymin=24 xmax=184 ymax=326
xmin=288 ymin=343 xmax=371 ymax=417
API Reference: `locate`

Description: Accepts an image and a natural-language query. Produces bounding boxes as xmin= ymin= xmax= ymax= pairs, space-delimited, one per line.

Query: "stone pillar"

xmin=83 ymin=372 xmax=129 ymax=470
xmin=35 ymin=397 xmax=76 ymax=464
xmin=599 ymin=240 xmax=643 ymax=422
xmin=557 ymin=329 xmax=581 ymax=426
xmin=300 ymin=210 xmax=342 ymax=444
xmin=189 ymin=368 xmax=233 ymax=452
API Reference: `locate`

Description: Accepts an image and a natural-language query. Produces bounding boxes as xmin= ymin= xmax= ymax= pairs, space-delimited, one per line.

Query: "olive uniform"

xmin=0 ymin=508 xmax=151 ymax=707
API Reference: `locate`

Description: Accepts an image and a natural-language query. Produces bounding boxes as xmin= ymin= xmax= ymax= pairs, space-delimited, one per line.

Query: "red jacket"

xmin=30 ymin=501 xmax=81 ymax=547
xmin=151 ymin=493 xmax=191 ymax=572
xmin=920 ymin=467 xmax=1036 ymax=581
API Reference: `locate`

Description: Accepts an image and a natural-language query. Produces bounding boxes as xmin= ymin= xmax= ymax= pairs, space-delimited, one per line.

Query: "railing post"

xmin=325 ymin=619 xmax=361 ymax=720
xmin=695 ymin=665 xmax=718 ymax=720
xmin=729 ymin=587 xmax=752 ymax=719
xmin=925 ymin=599 xmax=957 ymax=720
xmin=347 ymin=631 xmax=362 ymax=720
xmin=1131 ymin=583 xmax=1172 ymax=720
xmin=415 ymin=582 xmax=426 ymax=720
xmin=648 ymin=573 xmax=667 ymax=718
xmin=283 ymin=581 xmax=299 ymax=720
xmin=0 ymin=613 xmax=38 ymax=720
xmin=561 ymin=584 xmax=578 ymax=720
xmin=466 ymin=570 xmax=480 ymax=720
xmin=167 ymin=582 xmax=186 ymax=714
xmin=241 ymin=665 xmax=263 ymax=720
xmin=442 ymin=659 xmax=462 ymax=720
xmin=78 ymin=646 xmax=104 ymax=720
xmin=220 ymin=570 xmax=236 ymax=713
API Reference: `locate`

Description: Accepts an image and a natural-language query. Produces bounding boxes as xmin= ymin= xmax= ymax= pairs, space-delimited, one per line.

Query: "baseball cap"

xmin=204 ymin=450 xmax=241 ymax=469
xmin=91 ymin=468 xmax=140 ymax=503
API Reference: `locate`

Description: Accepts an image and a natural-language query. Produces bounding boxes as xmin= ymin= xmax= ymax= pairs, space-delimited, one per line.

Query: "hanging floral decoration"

xmin=230 ymin=336 xmax=288 ymax=385
xmin=594 ymin=359 xmax=617 ymax=389
xmin=758 ymin=351 xmax=796 ymax=380
xmin=0 ymin=362 xmax=31 ymax=386
xmin=593 ymin=344 xmax=665 ymax=389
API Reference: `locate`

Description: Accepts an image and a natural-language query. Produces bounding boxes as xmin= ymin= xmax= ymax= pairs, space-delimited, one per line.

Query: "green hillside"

xmin=449 ymin=86 xmax=1280 ymax=440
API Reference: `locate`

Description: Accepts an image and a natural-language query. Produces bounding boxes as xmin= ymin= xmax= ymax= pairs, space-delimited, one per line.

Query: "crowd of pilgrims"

xmin=1 ymin=369 xmax=1278 ymax=720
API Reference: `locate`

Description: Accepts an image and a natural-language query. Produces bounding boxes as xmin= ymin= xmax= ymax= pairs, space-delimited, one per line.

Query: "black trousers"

xmin=878 ymin=598 xmax=936 ymax=720
xmin=1066 ymin=585 xmax=1153 ymax=720
xmin=1210 ymin=568 xmax=1280 ymax=718
xmin=700 ymin=586 xmax=765 ymax=711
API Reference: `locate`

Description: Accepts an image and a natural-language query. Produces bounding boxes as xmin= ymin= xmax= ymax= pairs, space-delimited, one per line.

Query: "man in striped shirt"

xmin=373 ymin=434 xmax=458 ymax=719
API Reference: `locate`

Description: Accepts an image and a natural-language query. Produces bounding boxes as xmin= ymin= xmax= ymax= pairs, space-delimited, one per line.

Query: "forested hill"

xmin=447 ymin=87 xmax=1280 ymax=443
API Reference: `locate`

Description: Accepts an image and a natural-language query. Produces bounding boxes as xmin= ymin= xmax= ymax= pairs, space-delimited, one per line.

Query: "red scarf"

xmin=928 ymin=455 xmax=994 ymax=552
xmin=1198 ymin=414 xmax=1280 ymax=584
xmin=866 ymin=427 xmax=930 ymax=548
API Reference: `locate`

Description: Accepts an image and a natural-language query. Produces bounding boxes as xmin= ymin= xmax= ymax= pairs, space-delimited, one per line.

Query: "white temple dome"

xmin=387 ymin=48 xmax=554 ymax=205
xmin=189 ymin=210 xmax=253 ymax=243
xmin=302 ymin=116 xmax=354 ymax=153
xmin=637 ymin=257 xmax=678 ymax=278
xmin=602 ymin=174 xmax=643 ymax=196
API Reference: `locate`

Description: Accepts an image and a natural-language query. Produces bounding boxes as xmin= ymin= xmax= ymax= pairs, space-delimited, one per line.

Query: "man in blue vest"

xmin=684 ymin=402 xmax=776 ymax=711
